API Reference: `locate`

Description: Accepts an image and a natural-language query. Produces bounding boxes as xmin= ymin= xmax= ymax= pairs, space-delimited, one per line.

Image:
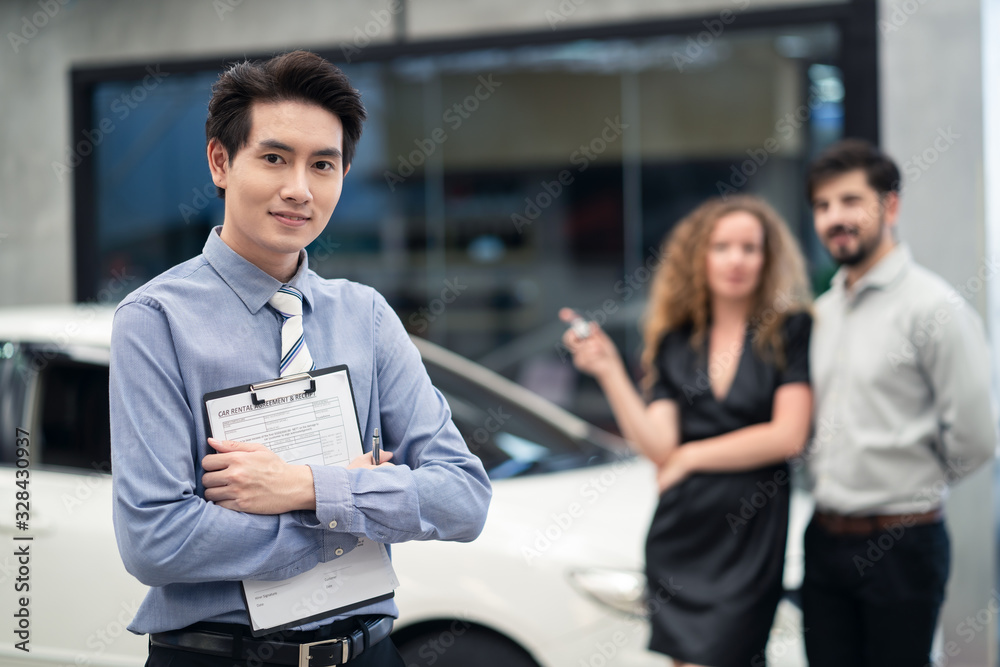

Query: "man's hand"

xmin=202 ymin=438 xmax=316 ymax=514
xmin=348 ymin=450 xmax=396 ymax=470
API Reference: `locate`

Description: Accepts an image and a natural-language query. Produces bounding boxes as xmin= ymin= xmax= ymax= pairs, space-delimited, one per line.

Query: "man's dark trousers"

xmin=801 ymin=517 xmax=950 ymax=667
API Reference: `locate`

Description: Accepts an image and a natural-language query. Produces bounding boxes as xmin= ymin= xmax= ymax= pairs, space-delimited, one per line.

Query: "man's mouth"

xmin=827 ymin=227 xmax=857 ymax=242
xmin=271 ymin=212 xmax=310 ymax=225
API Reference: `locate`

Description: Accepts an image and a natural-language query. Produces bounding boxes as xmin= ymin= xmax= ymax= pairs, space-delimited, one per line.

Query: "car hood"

xmin=485 ymin=456 xmax=658 ymax=571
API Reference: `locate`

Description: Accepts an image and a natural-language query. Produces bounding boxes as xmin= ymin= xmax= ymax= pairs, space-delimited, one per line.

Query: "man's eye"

xmin=264 ymin=154 xmax=282 ymax=164
xmin=315 ymin=161 xmax=333 ymax=171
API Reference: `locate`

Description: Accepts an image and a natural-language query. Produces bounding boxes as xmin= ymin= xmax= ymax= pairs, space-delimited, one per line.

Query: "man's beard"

xmin=826 ymin=216 xmax=884 ymax=266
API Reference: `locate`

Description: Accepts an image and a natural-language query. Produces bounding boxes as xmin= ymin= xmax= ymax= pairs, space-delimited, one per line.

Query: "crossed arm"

xmin=201 ymin=438 xmax=393 ymax=514
xmin=559 ymin=310 xmax=812 ymax=491
xmin=110 ymin=298 xmax=491 ymax=587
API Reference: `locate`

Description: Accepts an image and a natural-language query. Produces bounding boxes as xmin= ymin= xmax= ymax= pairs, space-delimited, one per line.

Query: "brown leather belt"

xmin=813 ymin=508 xmax=944 ymax=536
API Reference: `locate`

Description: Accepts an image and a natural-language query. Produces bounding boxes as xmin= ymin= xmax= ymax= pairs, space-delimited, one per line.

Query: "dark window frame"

xmin=70 ymin=0 xmax=878 ymax=302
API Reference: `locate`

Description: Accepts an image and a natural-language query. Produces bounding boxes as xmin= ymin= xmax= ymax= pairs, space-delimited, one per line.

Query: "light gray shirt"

xmin=807 ymin=244 xmax=996 ymax=515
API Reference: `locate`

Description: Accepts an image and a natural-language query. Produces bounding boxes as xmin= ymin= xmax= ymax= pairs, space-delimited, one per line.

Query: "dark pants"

xmin=801 ymin=517 xmax=950 ymax=667
xmin=145 ymin=619 xmax=406 ymax=667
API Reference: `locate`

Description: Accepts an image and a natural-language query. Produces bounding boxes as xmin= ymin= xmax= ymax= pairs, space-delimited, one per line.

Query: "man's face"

xmin=209 ymin=100 xmax=350 ymax=276
xmin=811 ymin=169 xmax=895 ymax=266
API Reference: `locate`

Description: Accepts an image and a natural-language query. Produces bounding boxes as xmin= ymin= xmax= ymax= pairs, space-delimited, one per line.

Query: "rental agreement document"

xmin=203 ymin=366 xmax=399 ymax=636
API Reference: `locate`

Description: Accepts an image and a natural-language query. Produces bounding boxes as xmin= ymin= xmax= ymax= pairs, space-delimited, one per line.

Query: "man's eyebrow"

xmin=258 ymin=139 xmax=342 ymax=159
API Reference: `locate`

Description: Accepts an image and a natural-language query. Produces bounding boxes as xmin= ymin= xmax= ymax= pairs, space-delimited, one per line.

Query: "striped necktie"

xmin=268 ymin=285 xmax=315 ymax=376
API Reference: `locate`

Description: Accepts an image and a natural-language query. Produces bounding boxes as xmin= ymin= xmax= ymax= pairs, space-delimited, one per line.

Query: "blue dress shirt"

xmin=110 ymin=227 xmax=491 ymax=634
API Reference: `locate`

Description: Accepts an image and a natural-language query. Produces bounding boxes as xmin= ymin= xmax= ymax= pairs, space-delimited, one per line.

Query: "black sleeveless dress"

xmin=645 ymin=312 xmax=811 ymax=667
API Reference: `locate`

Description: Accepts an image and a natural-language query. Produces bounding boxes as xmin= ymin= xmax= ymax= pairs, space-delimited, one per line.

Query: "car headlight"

xmin=568 ymin=567 xmax=648 ymax=618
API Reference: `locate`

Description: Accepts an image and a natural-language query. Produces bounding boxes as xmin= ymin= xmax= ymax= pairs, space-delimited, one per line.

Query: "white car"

xmin=0 ymin=305 xmax=673 ymax=667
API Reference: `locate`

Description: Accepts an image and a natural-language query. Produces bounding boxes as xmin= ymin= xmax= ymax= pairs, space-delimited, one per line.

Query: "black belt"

xmin=150 ymin=615 xmax=393 ymax=666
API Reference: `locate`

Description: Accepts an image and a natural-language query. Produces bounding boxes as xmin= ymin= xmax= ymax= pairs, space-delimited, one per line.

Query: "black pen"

xmin=372 ymin=427 xmax=381 ymax=465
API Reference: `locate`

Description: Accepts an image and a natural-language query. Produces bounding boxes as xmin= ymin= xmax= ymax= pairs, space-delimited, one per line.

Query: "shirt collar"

xmin=202 ymin=226 xmax=314 ymax=314
xmin=831 ymin=242 xmax=912 ymax=299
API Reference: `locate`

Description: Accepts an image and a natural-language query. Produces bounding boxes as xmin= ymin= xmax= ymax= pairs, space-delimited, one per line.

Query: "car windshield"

xmin=422 ymin=360 xmax=620 ymax=480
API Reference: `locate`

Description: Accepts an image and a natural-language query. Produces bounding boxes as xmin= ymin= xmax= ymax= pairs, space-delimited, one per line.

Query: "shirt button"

xmin=335 ymin=548 xmax=344 ymax=556
xmin=328 ymin=520 xmax=338 ymax=529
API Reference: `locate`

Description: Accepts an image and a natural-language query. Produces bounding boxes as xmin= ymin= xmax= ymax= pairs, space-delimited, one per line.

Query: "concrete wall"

xmin=0 ymin=0 xmax=402 ymax=307
xmin=879 ymin=0 xmax=995 ymax=664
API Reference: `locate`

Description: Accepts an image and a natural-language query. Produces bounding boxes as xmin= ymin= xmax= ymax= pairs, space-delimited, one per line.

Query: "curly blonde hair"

xmin=640 ymin=195 xmax=811 ymax=395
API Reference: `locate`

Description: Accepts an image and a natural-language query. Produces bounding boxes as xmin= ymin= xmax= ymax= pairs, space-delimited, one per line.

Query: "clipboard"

xmin=203 ymin=366 xmax=399 ymax=636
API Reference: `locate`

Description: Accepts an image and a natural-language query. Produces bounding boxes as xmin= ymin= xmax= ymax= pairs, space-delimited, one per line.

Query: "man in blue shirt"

xmin=110 ymin=50 xmax=491 ymax=667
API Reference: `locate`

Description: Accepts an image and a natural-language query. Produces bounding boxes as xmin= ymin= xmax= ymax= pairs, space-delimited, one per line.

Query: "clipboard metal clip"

xmin=250 ymin=372 xmax=317 ymax=406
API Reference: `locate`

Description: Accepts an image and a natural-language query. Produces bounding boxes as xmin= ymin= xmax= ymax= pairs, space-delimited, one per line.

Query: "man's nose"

xmin=281 ymin=167 xmax=311 ymax=202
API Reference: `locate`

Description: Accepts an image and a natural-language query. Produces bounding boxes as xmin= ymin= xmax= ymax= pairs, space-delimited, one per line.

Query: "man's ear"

xmin=882 ymin=190 xmax=901 ymax=227
xmin=344 ymin=162 xmax=351 ymax=179
xmin=207 ymin=138 xmax=230 ymax=192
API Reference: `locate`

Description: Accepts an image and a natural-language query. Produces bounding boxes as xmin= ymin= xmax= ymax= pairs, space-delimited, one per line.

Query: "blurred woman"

xmin=561 ymin=195 xmax=812 ymax=667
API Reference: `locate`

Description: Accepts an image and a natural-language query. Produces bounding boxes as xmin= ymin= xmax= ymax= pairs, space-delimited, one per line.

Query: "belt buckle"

xmin=298 ymin=636 xmax=349 ymax=667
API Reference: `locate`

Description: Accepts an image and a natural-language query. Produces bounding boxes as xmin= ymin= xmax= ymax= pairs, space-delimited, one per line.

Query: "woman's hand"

xmin=656 ymin=447 xmax=693 ymax=493
xmin=559 ymin=308 xmax=625 ymax=381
